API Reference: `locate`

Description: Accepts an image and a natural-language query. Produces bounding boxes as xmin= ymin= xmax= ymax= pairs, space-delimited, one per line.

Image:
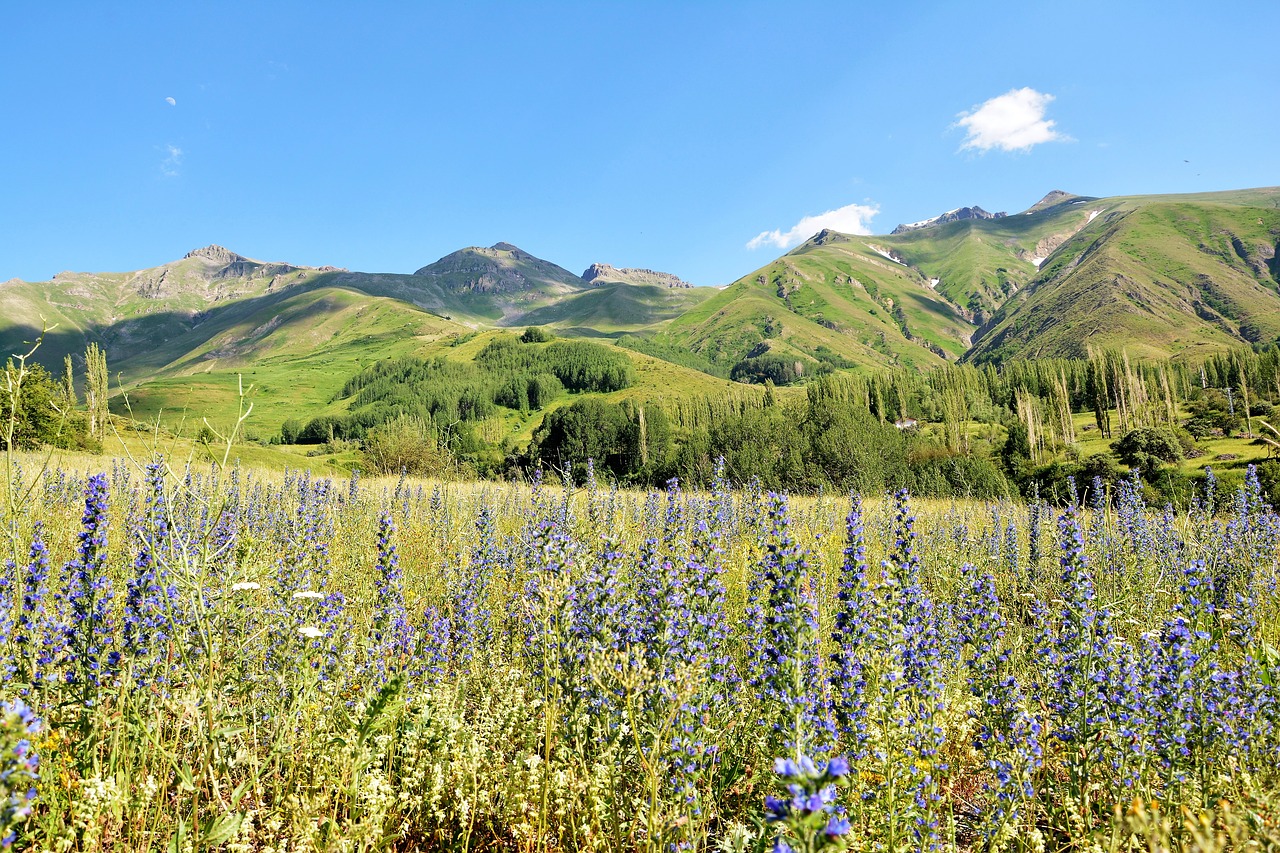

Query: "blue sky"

xmin=3 ymin=2 xmax=1277 ymax=287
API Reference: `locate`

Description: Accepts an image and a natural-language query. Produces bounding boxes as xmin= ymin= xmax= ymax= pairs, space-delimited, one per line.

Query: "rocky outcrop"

xmin=185 ymin=245 xmax=247 ymax=265
xmin=1026 ymin=190 xmax=1078 ymax=212
xmin=808 ymin=228 xmax=852 ymax=246
xmin=582 ymin=263 xmax=695 ymax=288
xmin=892 ymin=206 xmax=1007 ymax=235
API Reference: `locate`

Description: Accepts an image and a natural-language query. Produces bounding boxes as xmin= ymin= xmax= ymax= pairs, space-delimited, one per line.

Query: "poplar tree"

xmin=85 ymin=343 xmax=108 ymax=437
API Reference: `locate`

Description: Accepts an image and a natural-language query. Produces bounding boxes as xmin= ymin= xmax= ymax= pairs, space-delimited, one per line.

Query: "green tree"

xmin=84 ymin=342 xmax=109 ymax=438
xmin=532 ymin=397 xmax=632 ymax=481
xmin=1113 ymin=427 xmax=1183 ymax=475
xmin=2 ymin=361 xmax=93 ymax=451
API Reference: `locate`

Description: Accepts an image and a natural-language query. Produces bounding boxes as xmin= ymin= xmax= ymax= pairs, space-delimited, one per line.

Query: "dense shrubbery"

xmin=729 ymin=353 xmax=812 ymax=386
xmin=615 ymin=334 xmax=724 ymax=377
xmin=271 ymin=338 xmax=1280 ymax=503
xmin=291 ymin=335 xmax=635 ymax=447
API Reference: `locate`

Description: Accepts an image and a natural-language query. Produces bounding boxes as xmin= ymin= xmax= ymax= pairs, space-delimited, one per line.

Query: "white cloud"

xmin=160 ymin=144 xmax=183 ymax=177
xmin=164 ymin=96 xmax=176 ymax=106
xmin=956 ymin=87 xmax=1066 ymax=153
xmin=747 ymin=201 xmax=880 ymax=250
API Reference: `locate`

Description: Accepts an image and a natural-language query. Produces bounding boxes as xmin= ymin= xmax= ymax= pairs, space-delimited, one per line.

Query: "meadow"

xmin=2 ymin=434 xmax=1280 ymax=852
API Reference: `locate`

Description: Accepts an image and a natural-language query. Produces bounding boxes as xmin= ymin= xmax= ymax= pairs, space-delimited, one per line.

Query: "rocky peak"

xmin=489 ymin=242 xmax=534 ymax=261
xmin=415 ymin=243 xmax=585 ymax=294
xmin=185 ymin=245 xmax=247 ymax=265
xmin=1029 ymin=190 xmax=1075 ymax=211
xmin=891 ymin=206 xmax=1006 ymax=235
xmin=582 ymin=263 xmax=695 ymax=288
xmin=809 ymin=229 xmax=851 ymax=246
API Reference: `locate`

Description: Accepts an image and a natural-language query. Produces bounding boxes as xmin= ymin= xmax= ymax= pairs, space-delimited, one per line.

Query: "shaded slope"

xmin=518 ymin=281 xmax=717 ymax=335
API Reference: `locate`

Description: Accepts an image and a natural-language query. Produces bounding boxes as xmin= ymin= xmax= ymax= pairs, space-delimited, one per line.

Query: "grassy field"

xmin=2 ymin=440 xmax=1279 ymax=850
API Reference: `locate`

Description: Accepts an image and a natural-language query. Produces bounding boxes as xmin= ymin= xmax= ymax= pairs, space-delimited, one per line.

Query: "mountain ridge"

xmin=5 ymin=186 xmax=1280 ymax=411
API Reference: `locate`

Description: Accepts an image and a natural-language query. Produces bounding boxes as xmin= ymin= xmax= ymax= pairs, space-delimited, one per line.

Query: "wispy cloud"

xmin=747 ymin=201 xmax=880 ymax=250
xmin=160 ymin=144 xmax=183 ymax=177
xmin=164 ymin=96 xmax=176 ymax=106
xmin=956 ymin=87 xmax=1067 ymax=153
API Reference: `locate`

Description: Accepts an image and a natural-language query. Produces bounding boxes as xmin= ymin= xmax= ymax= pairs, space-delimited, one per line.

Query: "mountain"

xmin=582 ymin=263 xmax=696 ymax=289
xmin=0 ymin=241 xmax=721 ymax=430
xmin=662 ymin=228 xmax=974 ymax=372
xmin=965 ymin=189 xmax=1280 ymax=363
xmin=414 ymin=242 xmax=586 ymax=295
xmin=656 ymin=186 xmax=1280 ymax=373
xmin=891 ymin=205 xmax=1007 ymax=235
xmin=5 ymin=185 xmax=1280 ymax=436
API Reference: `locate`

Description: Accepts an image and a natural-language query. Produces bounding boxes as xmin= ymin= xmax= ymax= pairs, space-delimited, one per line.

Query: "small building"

xmin=894 ymin=418 xmax=918 ymax=430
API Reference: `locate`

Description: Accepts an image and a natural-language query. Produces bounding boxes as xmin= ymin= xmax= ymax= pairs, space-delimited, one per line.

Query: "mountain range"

xmin=3 ymin=185 xmax=1278 ymax=429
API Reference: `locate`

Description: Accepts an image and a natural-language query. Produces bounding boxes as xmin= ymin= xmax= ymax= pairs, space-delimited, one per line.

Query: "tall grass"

xmin=2 ymin=438 xmax=1279 ymax=850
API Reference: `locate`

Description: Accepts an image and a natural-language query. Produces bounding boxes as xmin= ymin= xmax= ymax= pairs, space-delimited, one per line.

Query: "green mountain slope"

xmin=662 ymin=229 xmax=975 ymax=371
xmin=876 ymin=191 xmax=1108 ymax=323
xmin=0 ymin=242 xmax=715 ymax=375
xmin=5 ymin=185 xmax=1280 ymax=443
xmin=965 ymin=189 xmax=1280 ymax=363
xmin=0 ymin=243 xmax=723 ymax=434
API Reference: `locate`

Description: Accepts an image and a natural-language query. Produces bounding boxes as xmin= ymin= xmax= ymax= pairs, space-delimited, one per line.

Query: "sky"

xmin=3 ymin=1 xmax=1278 ymax=287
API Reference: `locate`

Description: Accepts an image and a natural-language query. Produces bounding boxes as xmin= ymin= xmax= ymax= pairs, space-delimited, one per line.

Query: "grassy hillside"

xmin=116 ymin=287 xmax=469 ymax=434
xmin=663 ymin=229 xmax=974 ymax=371
xmin=6 ymin=186 xmax=1280 ymax=458
xmin=518 ymin=281 xmax=717 ymax=336
xmin=967 ymin=191 xmax=1280 ymax=363
xmin=875 ymin=192 xmax=1106 ymax=322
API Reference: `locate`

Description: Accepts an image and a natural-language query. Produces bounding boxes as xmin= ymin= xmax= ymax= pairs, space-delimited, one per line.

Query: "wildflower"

xmin=0 ymin=698 xmax=41 ymax=846
xmin=762 ymin=752 xmax=852 ymax=851
xmin=64 ymin=473 xmax=119 ymax=699
xmin=367 ymin=511 xmax=412 ymax=684
xmin=231 ymin=582 xmax=261 ymax=591
xmin=298 ymin=626 xmax=324 ymax=639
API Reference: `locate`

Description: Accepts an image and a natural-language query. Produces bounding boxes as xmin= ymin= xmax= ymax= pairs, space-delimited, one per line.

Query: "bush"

xmin=520 ymin=326 xmax=554 ymax=343
xmin=1113 ymin=427 xmax=1184 ymax=475
xmin=729 ymin=354 xmax=811 ymax=386
xmin=1 ymin=361 xmax=94 ymax=451
xmin=280 ymin=418 xmax=303 ymax=444
xmin=361 ymin=415 xmax=455 ymax=475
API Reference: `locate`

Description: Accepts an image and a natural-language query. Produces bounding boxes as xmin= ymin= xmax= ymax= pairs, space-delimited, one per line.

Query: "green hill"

xmin=654 ymin=186 xmax=1280 ymax=374
xmin=965 ymin=188 xmax=1280 ymax=363
xmin=662 ymin=229 xmax=974 ymax=372
xmin=0 ymin=243 xmax=727 ymax=436
xmin=5 ymin=185 xmax=1280 ymax=445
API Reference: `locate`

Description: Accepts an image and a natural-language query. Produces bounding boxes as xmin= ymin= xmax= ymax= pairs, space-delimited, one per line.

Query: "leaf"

xmin=357 ymin=674 xmax=405 ymax=743
xmin=166 ymin=817 xmax=187 ymax=853
xmin=229 ymin=777 xmax=254 ymax=809
xmin=200 ymin=812 xmax=245 ymax=847
xmin=175 ymin=762 xmax=197 ymax=793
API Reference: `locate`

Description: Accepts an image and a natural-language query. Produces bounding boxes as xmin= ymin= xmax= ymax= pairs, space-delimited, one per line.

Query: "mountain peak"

xmin=582 ymin=263 xmax=696 ymax=288
xmin=184 ymin=245 xmax=247 ymax=265
xmin=808 ymin=229 xmax=851 ymax=246
xmin=415 ymin=243 xmax=584 ymax=294
xmin=891 ymin=206 xmax=1006 ymax=235
xmin=1028 ymin=190 xmax=1076 ymax=211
